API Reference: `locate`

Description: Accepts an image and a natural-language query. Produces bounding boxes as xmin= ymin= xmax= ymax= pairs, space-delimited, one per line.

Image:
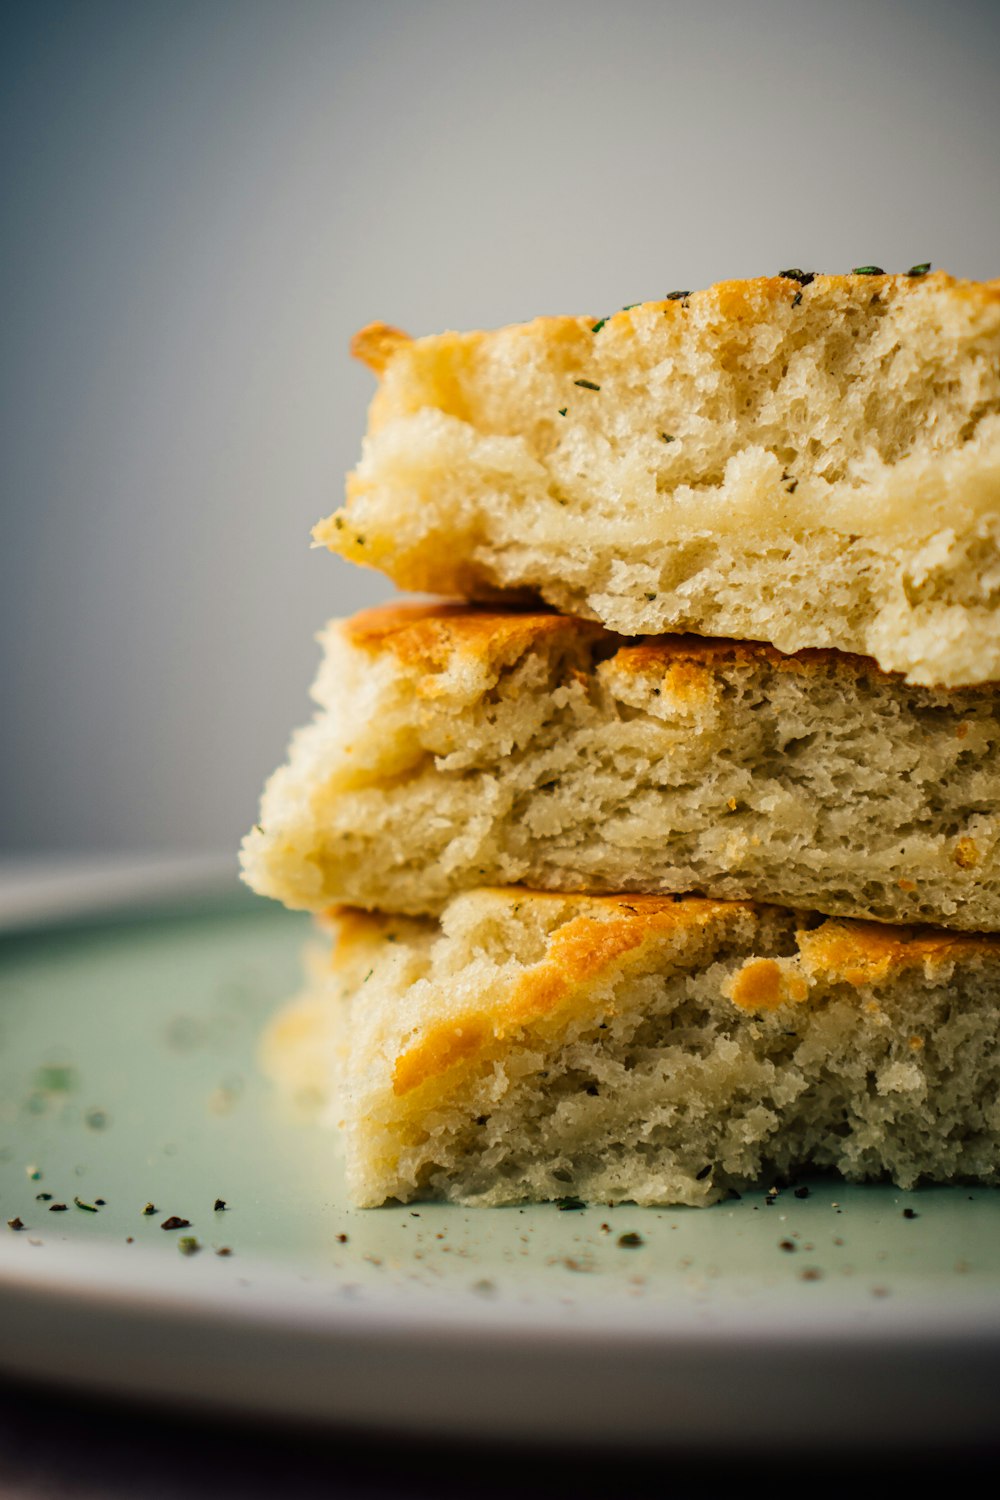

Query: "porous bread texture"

xmin=241 ymin=603 xmax=1000 ymax=930
xmin=259 ymin=890 xmax=1000 ymax=1208
xmin=316 ymin=273 xmax=1000 ymax=687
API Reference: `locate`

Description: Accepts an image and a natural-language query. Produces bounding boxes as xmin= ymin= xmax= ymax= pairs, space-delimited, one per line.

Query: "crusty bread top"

xmin=350 ymin=272 xmax=1000 ymax=384
xmin=341 ymin=600 xmax=606 ymax=675
xmin=345 ymin=270 xmax=1000 ymax=483
xmin=725 ymin=919 xmax=1000 ymax=1012
xmin=381 ymin=894 xmax=768 ymax=1097
xmin=322 ymin=273 xmax=1000 ymax=688
xmin=326 ymin=891 xmax=1000 ymax=1097
xmin=350 ymin=322 xmax=412 ymax=374
xmin=339 ymin=601 xmax=919 ymax=687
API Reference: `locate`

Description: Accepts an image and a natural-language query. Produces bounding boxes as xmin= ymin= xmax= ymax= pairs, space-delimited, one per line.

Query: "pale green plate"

xmin=1 ymin=867 xmax=998 ymax=1446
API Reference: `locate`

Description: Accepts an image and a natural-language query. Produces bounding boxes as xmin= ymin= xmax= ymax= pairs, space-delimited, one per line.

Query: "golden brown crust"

xmin=340 ymin=601 xmax=606 ymax=677
xmin=725 ymin=919 xmax=1000 ymax=1013
xmin=326 ymin=892 xmax=1000 ymax=1097
xmin=796 ymin=919 xmax=999 ymax=986
xmin=352 ymin=273 xmax=1000 ymax=384
xmin=390 ymin=895 xmax=753 ymax=1097
xmin=672 ymin=272 xmax=1000 ymax=328
xmin=350 ymin=322 xmax=412 ymax=374
xmin=341 ymin=602 xmax=906 ymax=686
xmin=725 ymin=958 xmax=810 ymax=1011
xmin=392 ymin=1018 xmax=490 ymax=1097
xmin=342 ymin=599 xmax=554 ymax=647
xmin=616 ymin=634 xmax=888 ymax=680
xmin=500 ymin=897 xmax=748 ymax=1026
xmin=339 ymin=603 xmax=1000 ymax=694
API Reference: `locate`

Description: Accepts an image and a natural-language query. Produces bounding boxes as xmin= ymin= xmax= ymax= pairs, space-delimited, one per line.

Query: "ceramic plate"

xmin=1 ymin=866 xmax=998 ymax=1446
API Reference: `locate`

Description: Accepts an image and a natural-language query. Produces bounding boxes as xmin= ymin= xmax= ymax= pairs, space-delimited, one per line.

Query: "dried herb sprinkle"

xmin=852 ymin=265 xmax=884 ymax=276
xmin=907 ymin=263 xmax=931 ymax=276
xmin=161 ymin=1216 xmax=190 ymax=1231
xmin=573 ymin=379 xmax=600 ymax=391
xmin=617 ymin=1232 xmax=644 ymax=1248
xmin=591 ymin=318 xmax=607 ymax=333
xmin=35 ymin=1065 xmax=76 ymax=1093
xmin=555 ymin=1196 xmax=586 ymax=1212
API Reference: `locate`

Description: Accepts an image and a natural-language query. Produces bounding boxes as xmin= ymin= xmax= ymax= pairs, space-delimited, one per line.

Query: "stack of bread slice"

xmin=243 ymin=271 xmax=1000 ymax=1208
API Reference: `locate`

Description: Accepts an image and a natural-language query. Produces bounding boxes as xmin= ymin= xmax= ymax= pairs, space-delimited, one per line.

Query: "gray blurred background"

xmin=3 ymin=0 xmax=999 ymax=856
